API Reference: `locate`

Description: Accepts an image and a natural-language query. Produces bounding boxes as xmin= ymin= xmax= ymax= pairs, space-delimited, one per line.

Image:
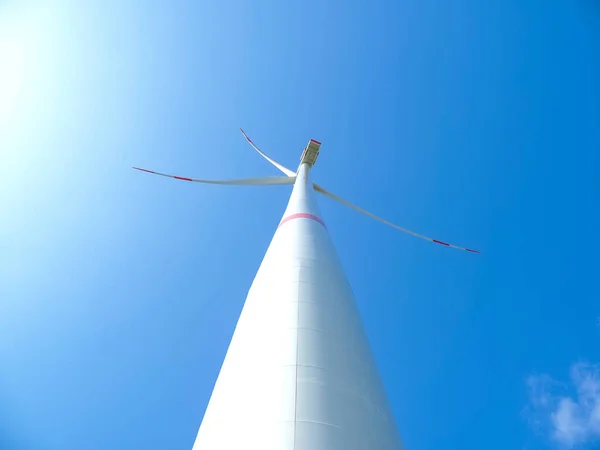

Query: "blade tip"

xmin=132 ymin=167 xmax=155 ymax=174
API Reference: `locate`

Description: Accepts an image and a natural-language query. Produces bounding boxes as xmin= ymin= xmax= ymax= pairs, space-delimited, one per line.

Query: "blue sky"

xmin=1 ymin=0 xmax=599 ymax=449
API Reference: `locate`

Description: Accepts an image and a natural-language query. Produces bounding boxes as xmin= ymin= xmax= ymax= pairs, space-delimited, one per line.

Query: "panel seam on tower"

xmin=293 ymin=269 xmax=301 ymax=450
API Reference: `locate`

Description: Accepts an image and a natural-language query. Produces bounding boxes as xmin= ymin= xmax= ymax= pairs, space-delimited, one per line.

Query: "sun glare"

xmin=0 ymin=33 xmax=27 ymax=126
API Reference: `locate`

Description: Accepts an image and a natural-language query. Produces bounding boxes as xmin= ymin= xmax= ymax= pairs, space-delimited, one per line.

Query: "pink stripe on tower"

xmin=279 ymin=212 xmax=326 ymax=228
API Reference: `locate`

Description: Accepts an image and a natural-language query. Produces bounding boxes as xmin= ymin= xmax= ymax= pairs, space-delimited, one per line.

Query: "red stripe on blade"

xmin=174 ymin=176 xmax=193 ymax=181
xmin=240 ymin=129 xmax=253 ymax=143
xmin=133 ymin=167 xmax=155 ymax=174
xmin=433 ymin=239 xmax=450 ymax=247
xmin=466 ymin=248 xmax=480 ymax=254
xmin=279 ymin=213 xmax=326 ymax=228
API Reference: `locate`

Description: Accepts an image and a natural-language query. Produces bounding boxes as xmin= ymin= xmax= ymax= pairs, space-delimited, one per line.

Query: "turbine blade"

xmin=133 ymin=167 xmax=296 ymax=185
xmin=314 ymin=183 xmax=480 ymax=254
xmin=239 ymin=128 xmax=296 ymax=177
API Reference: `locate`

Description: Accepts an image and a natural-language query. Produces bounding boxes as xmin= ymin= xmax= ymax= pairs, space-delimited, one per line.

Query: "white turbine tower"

xmin=134 ymin=130 xmax=479 ymax=450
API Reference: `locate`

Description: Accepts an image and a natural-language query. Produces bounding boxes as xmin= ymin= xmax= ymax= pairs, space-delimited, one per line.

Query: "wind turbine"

xmin=134 ymin=130 xmax=479 ymax=450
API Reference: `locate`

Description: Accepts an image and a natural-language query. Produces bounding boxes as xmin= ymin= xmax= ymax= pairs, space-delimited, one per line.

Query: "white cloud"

xmin=526 ymin=363 xmax=600 ymax=448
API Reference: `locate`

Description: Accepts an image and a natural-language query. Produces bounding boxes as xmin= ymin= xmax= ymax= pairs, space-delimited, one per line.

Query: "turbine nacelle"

xmin=299 ymin=138 xmax=321 ymax=169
